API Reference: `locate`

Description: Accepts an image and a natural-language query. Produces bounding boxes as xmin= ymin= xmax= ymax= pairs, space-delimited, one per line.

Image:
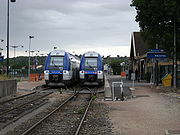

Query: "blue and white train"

xmin=44 ymin=50 xmax=80 ymax=86
xmin=79 ymin=51 xmax=104 ymax=86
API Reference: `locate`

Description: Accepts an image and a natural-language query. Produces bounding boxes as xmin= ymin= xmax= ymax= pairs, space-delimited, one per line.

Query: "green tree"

xmin=0 ymin=56 xmax=47 ymax=70
xmin=131 ymin=0 xmax=180 ymax=59
xmin=110 ymin=59 xmax=122 ymax=75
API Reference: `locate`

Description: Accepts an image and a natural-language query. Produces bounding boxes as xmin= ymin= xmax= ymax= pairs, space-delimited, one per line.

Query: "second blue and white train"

xmin=79 ymin=51 xmax=104 ymax=86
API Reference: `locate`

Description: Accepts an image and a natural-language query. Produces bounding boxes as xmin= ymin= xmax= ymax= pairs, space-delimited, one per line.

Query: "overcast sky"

xmin=0 ymin=0 xmax=139 ymax=58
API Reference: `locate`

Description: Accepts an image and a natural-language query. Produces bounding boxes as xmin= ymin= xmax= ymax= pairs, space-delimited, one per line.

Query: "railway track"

xmin=21 ymin=92 xmax=94 ymax=135
xmin=0 ymin=91 xmax=36 ymax=105
xmin=0 ymin=91 xmax=52 ymax=129
xmin=75 ymin=96 xmax=93 ymax=135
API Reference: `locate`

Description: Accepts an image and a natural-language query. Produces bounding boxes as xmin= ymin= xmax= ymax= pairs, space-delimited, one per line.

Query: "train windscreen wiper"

xmin=87 ymin=61 xmax=92 ymax=68
xmin=52 ymin=61 xmax=58 ymax=67
xmin=87 ymin=61 xmax=96 ymax=70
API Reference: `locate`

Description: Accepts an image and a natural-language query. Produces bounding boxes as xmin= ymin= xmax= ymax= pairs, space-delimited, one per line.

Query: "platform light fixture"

xmin=11 ymin=45 xmax=23 ymax=66
xmin=11 ymin=45 xmax=23 ymax=77
xmin=28 ymin=36 xmax=34 ymax=80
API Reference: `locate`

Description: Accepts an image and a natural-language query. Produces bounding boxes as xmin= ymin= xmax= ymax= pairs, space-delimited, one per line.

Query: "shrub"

xmin=0 ymin=74 xmax=11 ymax=80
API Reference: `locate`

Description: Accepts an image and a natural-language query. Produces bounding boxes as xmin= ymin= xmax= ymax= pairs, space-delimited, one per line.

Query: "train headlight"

xmin=80 ymin=70 xmax=85 ymax=79
xmin=63 ymin=70 xmax=68 ymax=74
xmin=98 ymin=70 xmax=103 ymax=79
xmin=44 ymin=70 xmax=49 ymax=80
xmin=98 ymin=71 xmax=102 ymax=74
xmin=63 ymin=70 xmax=70 ymax=80
xmin=44 ymin=70 xmax=49 ymax=74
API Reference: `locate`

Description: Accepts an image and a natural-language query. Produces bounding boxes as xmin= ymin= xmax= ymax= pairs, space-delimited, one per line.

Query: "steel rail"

xmin=0 ymin=99 xmax=48 ymax=129
xmin=75 ymin=96 xmax=93 ymax=135
xmin=0 ymin=92 xmax=53 ymax=115
xmin=35 ymin=86 xmax=51 ymax=91
xmin=21 ymin=93 xmax=78 ymax=135
xmin=0 ymin=91 xmax=36 ymax=105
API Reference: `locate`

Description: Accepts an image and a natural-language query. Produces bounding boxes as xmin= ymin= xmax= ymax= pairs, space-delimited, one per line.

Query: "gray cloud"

xmin=0 ymin=0 xmax=139 ymax=57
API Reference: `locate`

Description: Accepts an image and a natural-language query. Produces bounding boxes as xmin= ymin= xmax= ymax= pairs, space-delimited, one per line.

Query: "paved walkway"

xmin=17 ymin=80 xmax=45 ymax=91
xmin=104 ymin=75 xmax=180 ymax=135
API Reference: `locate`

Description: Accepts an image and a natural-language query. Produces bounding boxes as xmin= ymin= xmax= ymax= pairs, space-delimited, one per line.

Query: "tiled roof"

xmin=134 ymin=32 xmax=149 ymax=56
xmin=130 ymin=32 xmax=149 ymax=58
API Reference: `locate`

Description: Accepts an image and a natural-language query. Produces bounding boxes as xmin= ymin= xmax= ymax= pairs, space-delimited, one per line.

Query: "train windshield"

xmin=50 ymin=56 xmax=63 ymax=67
xmin=85 ymin=57 xmax=97 ymax=69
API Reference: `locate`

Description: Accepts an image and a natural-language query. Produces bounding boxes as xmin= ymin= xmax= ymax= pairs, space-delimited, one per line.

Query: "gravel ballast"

xmin=79 ymin=98 xmax=113 ymax=135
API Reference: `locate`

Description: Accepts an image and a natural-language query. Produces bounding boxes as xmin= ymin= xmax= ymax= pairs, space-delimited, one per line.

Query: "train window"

xmin=85 ymin=57 xmax=97 ymax=67
xmin=50 ymin=56 xmax=63 ymax=67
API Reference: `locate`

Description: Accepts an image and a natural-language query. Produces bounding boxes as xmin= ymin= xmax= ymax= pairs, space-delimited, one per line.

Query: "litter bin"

xmin=161 ymin=74 xmax=172 ymax=87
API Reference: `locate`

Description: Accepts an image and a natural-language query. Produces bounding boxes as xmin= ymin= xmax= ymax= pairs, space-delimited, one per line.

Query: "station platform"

xmin=17 ymin=80 xmax=45 ymax=91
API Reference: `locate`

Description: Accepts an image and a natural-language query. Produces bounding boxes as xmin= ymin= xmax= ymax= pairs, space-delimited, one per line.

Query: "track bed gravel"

xmin=79 ymin=93 xmax=113 ymax=135
xmin=28 ymin=94 xmax=90 ymax=135
xmin=4 ymin=92 xmax=114 ymax=135
xmin=4 ymin=92 xmax=71 ymax=135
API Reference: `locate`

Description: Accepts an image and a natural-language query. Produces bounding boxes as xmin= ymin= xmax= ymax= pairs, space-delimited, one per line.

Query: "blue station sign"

xmin=149 ymin=49 xmax=164 ymax=52
xmin=147 ymin=53 xmax=167 ymax=58
xmin=147 ymin=49 xmax=167 ymax=59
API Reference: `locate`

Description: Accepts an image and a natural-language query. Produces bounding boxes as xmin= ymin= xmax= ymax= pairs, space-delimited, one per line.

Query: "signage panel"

xmin=149 ymin=49 xmax=164 ymax=52
xmin=147 ymin=53 xmax=167 ymax=58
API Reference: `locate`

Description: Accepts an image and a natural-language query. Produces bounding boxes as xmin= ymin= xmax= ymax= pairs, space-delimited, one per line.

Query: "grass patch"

xmin=78 ymin=108 xmax=85 ymax=114
xmin=0 ymin=74 xmax=11 ymax=80
xmin=91 ymin=95 xmax=97 ymax=100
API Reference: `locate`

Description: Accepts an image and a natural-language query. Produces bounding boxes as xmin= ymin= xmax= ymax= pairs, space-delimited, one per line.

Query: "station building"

xmin=130 ymin=32 xmax=180 ymax=87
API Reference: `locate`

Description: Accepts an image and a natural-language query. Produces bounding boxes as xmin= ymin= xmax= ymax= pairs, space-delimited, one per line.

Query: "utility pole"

xmin=173 ymin=16 xmax=177 ymax=88
xmin=7 ymin=0 xmax=10 ymax=75
xmin=6 ymin=0 xmax=16 ymax=76
xmin=156 ymin=44 xmax=159 ymax=86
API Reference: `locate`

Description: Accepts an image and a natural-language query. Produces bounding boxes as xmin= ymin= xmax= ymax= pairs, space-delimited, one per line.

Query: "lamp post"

xmin=34 ymin=51 xmax=40 ymax=69
xmin=7 ymin=0 xmax=16 ymax=76
xmin=30 ymin=50 xmax=39 ymax=69
xmin=30 ymin=50 xmax=39 ymax=57
xmin=11 ymin=45 xmax=23 ymax=71
xmin=173 ymin=0 xmax=177 ymax=88
xmin=28 ymin=36 xmax=34 ymax=80
xmin=26 ymin=50 xmax=39 ymax=56
xmin=53 ymin=46 xmax=57 ymax=50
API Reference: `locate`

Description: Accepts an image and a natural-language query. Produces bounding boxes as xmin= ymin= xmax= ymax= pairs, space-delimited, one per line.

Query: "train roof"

xmin=48 ymin=50 xmax=80 ymax=62
xmin=49 ymin=50 xmax=66 ymax=56
xmin=83 ymin=51 xmax=100 ymax=57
